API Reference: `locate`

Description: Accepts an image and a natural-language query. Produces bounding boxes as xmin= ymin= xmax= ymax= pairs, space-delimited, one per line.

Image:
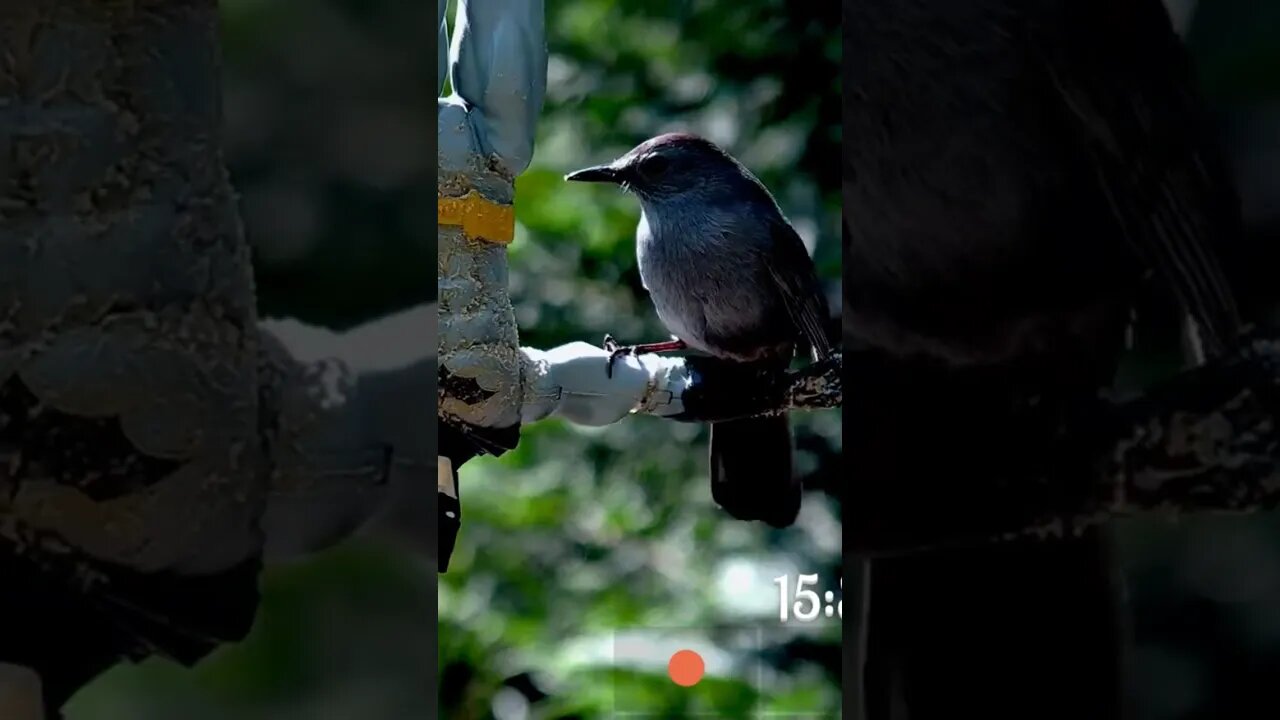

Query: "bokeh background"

xmin=50 ymin=0 xmax=1280 ymax=718
xmin=438 ymin=0 xmax=843 ymax=717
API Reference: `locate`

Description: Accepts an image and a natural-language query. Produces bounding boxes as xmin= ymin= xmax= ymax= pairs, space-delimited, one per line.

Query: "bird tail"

xmin=709 ymin=414 xmax=801 ymax=527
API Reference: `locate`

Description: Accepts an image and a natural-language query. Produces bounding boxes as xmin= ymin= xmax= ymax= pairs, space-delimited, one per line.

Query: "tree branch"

xmin=672 ymin=352 xmax=842 ymax=423
xmin=256 ymin=304 xmax=436 ymax=561
xmin=850 ymin=332 xmax=1280 ymax=556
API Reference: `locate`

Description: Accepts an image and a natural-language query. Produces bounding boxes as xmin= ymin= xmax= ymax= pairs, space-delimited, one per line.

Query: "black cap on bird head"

xmin=563 ymin=132 xmax=741 ymax=198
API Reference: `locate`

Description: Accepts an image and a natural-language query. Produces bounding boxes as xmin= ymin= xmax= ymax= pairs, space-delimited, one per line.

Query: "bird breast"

xmin=636 ymin=208 xmax=792 ymax=362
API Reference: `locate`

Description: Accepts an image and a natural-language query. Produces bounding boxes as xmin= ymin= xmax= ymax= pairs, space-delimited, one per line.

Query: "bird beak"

xmin=564 ymin=164 xmax=618 ymax=183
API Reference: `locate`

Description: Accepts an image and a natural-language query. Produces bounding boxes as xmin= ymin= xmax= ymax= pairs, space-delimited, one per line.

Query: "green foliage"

xmin=442 ymin=0 xmax=843 ymax=717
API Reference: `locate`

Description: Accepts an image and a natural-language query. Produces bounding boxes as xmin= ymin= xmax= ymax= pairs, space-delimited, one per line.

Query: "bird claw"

xmin=602 ymin=334 xmax=635 ymax=379
xmin=601 ymin=334 xmax=689 ymax=378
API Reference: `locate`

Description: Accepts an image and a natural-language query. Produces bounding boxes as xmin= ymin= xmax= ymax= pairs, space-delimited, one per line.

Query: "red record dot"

xmin=667 ymin=649 xmax=705 ymax=687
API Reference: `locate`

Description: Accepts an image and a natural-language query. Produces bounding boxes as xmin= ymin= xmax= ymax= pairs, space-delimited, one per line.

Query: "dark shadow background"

xmin=66 ymin=1 xmax=438 ymax=719
xmin=1118 ymin=3 xmax=1280 ymax=718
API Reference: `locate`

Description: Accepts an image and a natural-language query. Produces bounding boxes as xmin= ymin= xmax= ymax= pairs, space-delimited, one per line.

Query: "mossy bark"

xmin=0 ymin=2 xmax=262 ymax=714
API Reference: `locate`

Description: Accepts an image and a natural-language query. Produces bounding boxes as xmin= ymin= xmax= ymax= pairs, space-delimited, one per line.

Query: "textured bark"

xmin=437 ymin=0 xmax=547 ymax=437
xmin=672 ymin=352 xmax=842 ymax=423
xmin=0 ymin=2 xmax=437 ymax=715
xmin=0 ymin=0 xmax=261 ymax=576
xmin=0 ymin=2 xmax=262 ymax=714
xmin=850 ymin=332 xmax=1280 ymax=555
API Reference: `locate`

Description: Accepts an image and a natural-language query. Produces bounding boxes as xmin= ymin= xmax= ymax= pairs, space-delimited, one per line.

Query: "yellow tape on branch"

xmin=438 ymin=191 xmax=516 ymax=245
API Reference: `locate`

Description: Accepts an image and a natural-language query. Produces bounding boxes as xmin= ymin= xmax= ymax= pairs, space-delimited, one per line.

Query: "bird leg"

xmin=602 ymin=334 xmax=687 ymax=378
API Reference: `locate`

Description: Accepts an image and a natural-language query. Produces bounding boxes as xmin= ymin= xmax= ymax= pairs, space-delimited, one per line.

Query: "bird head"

xmin=564 ymin=132 xmax=751 ymax=204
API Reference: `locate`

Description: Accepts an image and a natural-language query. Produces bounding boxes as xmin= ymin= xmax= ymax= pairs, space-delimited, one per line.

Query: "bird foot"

xmin=601 ymin=334 xmax=687 ymax=378
xmin=602 ymin=334 xmax=631 ymax=379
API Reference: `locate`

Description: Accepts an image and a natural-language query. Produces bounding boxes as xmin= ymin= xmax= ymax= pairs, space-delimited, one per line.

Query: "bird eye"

xmin=642 ymin=154 xmax=670 ymax=175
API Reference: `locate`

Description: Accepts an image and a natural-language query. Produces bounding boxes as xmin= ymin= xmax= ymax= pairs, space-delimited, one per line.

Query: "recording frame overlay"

xmin=608 ymin=618 xmax=841 ymax=719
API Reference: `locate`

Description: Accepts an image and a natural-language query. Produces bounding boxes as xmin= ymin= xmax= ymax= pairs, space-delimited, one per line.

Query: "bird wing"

xmin=1033 ymin=0 xmax=1243 ymax=359
xmin=766 ymin=220 xmax=835 ymax=361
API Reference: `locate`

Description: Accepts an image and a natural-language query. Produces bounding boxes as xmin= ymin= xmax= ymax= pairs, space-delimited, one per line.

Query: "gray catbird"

xmin=845 ymin=0 xmax=1244 ymax=718
xmin=566 ymin=133 xmax=834 ymax=528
